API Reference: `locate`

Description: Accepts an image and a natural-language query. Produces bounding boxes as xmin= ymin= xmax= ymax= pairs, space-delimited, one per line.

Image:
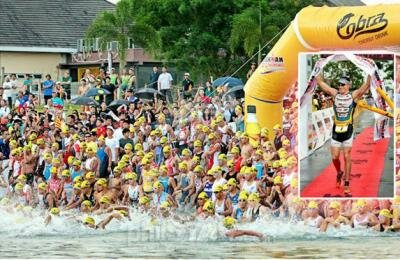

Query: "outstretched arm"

xmin=225 ymin=229 xmax=265 ymax=240
xmin=316 ymin=74 xmax=337 ymax=97
xmin=352 ymin=75 xmax=371 ymax=100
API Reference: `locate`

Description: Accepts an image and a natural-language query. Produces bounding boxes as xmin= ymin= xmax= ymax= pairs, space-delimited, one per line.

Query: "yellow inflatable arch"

xmin=244 ymin=4 xmax=400 ymax=135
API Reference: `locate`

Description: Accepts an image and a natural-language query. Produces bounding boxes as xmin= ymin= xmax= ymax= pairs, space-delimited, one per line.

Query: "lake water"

xmin=0 ymin=207 xmax=398 ymax=258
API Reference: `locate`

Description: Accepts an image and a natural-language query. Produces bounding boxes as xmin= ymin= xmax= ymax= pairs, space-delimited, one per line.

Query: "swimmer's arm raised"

xmin=316 ymin=74 xmax=337 ymax=97
xmin=352 ymin=75 xmax=371 ymax=100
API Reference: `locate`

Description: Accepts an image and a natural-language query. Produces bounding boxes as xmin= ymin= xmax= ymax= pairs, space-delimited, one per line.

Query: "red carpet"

xmin=301 ymin=127 xmax=391 ymax=198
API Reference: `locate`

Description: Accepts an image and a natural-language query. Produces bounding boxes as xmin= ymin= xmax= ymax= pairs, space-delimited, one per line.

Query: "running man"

xmin=316 ymin=74 xmax=371 ymax=196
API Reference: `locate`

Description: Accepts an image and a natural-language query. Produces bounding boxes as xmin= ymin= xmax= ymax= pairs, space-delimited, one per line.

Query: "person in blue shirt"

xmin=42 ymin=74 xmax=54 ymax=105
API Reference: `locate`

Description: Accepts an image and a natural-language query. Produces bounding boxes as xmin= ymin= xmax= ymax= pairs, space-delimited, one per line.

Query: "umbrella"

xmin=222 ymin=85 xmax=244 ymax=100
xmin=70 ymin=96 xmax=99 ymax=106
xmin=85 ymin=87 xmax=111 ymax=97
xmin=134 ymin=88 xmax=164 ymax=100
xmin=212 ymin=77 xmax=243 ymax=88
xmin=108 ymin=99 xmax=132 ymax=107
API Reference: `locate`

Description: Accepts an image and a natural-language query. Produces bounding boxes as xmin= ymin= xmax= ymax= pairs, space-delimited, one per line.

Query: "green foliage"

xmin=85 ymin=0 xmax=160 ymax=69
xmin=86 ymin=0 xmax=324 ymax=82
xmin=311 ymin=54 xmax=394 ymax=91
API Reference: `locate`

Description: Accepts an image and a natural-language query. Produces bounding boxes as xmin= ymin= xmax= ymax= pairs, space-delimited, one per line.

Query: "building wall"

xmin=0 ymin=52 xmax=67 ymax=80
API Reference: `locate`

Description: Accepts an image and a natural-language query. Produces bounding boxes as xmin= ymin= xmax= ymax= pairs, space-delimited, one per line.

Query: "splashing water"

xmin=0 ymin=206 xmax=398 ymax=258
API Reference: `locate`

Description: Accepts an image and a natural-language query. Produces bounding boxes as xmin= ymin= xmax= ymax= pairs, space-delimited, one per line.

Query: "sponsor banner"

xmin=307 ymin=108 xmax=334 ymax=156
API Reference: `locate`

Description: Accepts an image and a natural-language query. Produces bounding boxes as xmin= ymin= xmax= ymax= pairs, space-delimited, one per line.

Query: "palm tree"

xmin=229 ymin=0 xmax=290 ymax=63
xmin=85 ymin=0 xmax=160 ymax=69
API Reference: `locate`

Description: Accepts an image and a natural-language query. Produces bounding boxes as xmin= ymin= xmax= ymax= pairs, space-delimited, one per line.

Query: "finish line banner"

xmin=300 ymin=54 xmax=391 ymax=141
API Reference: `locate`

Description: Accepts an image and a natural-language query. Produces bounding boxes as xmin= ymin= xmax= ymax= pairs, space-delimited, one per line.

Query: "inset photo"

xmin=299 ymin=52 xmax=395 ymax=198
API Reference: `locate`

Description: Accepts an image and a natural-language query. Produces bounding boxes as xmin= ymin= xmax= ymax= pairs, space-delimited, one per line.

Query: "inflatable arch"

xmin=244 ymin=4 xmax=400 ymax=136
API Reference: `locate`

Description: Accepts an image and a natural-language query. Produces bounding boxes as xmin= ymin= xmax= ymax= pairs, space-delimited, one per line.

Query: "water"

xmin=0 ymin=207 xmax=398 ymax=258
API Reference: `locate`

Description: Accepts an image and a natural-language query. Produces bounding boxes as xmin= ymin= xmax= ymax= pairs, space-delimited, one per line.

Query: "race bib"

xmin=335 ymin=125 xmax=348 ymax=133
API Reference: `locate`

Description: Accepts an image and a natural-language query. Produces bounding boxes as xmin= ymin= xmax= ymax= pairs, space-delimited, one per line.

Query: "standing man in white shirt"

xmin=105 ymin=126 xmax=119 ymax=168
xmin=157 ymin=66 xmax=173 ymax=103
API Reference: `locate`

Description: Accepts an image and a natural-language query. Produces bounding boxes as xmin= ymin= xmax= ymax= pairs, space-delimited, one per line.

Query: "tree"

xmin=229 ymin=0 xmax=324 ymax=64
xmin=85 ymin=0 xmax=160 ymax=70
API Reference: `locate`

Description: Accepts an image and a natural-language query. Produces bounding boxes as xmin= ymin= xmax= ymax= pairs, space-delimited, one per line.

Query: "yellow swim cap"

xmin=272 ymin=160 xmax=281 ymax=168
xmin=160 ymin=136 xmax=168 ymax=145
xmin=124 ymin=172 xmax=137 ymax=181
xmin=85 ymin=172 xmax=95 ymax=179
xmin=38 ymin=182 xmax=47 ymax=190
xmin=118 ymin=161 xmax=127 ymax=168
xmin=62 ymin=170 xmax=71 ymax=177
xmin=96 ymin=178 xmax=108 ymax=187
xmin=73 ymin=176 xmax=83 ymax=183
xmin=52 ymin=158 xmax=60 ymax=165
xmin=202 ymin=200 xmax=214 ymax=213
xmin=227 ymin=178 xmax=237 ymax=186
xmin=80 ymin=180 xmax=90 ymax=189
xmin=191 ymin=165 xmax=202 ymax=173
xmin=182 ymin=148 xmax=191 ymax=156
xmin=192 ymin=156 xmax=200 ymax=164
xmin=145 ymin=151 xmax=154 ymax=159
xmin=160 ymin=201 xmax=171 ymax=209
xmin=356 ymin=199 xmax=367 ymax=208
xmin=50 ymin=167 xmax=58 ymax=174
xmin=84 ymin=216 xmax=95 ymax=225
xmin=124 ymin=143 xmax=133 ymax=150
xmin=230 ymin=147 xmax=239 ymax=156
xmin=198 ymin=192 xmax=208 ymax=200
xmin=121 ymin=155 xmax=130 ymax=163
xmin=223 ymin=216 xmax=236 ymax=229
xmin=50 ymin=207 xmax=60 ymax=215
xmin=17 ymin=175 xmax=27 ymax=181
xmin=273 ymin=175 xmax=283 ymax=185
xmin=139 ymin=196 xmax=150 ymax=205
xmin=134 ymin=143 xmax=142 ymax=151
xmin=227 ymin=160 xmax=234 ymax=167
xmin=328 ymin=201 xmax=341 ymax=210
xmin=308 ymin=201 xmax=318 ymax=209
xmin=81 ymin=200 xmax=92 ymax=208
xmin=194 ymin=140 xmax=202 ymax=147
xmin=163 ymin=146 xmax=171 ymax=153
xmin=153 ymin=181 xmax=163 ymax=189
xmin=100 ymin=196 xmax=110 ymax=204
xmin=178 ymin=162 xmax=188 ymax=170
xmin=238 ymin=192 xmax=248 ymax=201
xmin=67 ymin=156 xmax=75 ymax=165
xmin=379 ymin=209 xmax=393 ymax=218
xmin=212 ymin=166 xmax=222 ymax=174
xmin=141 ymin=157 xmax=150 ymax=165
xmin=248 ymin=193 xmax=260 ymax=202
xmin=74 ymin=183 xmax=82 ymax=190
xmin=218 ymin=153 xmax=227 ymax=161
xmin=15 ymin=183 xmax=24 ymax=190
xmin=73 ymin=160 xmax=82 ymax=166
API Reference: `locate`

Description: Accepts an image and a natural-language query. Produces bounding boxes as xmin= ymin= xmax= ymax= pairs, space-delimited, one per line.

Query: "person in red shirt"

xmin=231 ymin=146 xmax=242 ymax=173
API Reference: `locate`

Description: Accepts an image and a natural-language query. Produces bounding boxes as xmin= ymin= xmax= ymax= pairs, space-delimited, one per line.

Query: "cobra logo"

xmin=337 ymin=12 xmax=388 ymax=40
